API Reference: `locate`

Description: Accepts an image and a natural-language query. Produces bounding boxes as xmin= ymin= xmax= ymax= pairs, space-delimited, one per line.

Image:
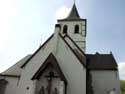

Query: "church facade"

xmin=0 ymin=4 xmax=121 ymax=94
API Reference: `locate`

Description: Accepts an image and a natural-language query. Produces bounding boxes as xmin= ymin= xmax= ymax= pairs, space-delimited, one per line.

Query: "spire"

xmin=57 ymin=3 xmax=85 ymax=21
xmin=66 ymin=3 xmax=80 ymax=19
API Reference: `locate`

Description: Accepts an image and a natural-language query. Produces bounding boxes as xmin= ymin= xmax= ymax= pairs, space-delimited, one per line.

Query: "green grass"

xmin=121 ymin=91 xmax=125 ymax=94
xmin=121 ymin=80 xmax=125 ymax=94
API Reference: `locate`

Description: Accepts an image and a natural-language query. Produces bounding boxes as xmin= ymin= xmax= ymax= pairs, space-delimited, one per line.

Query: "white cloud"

xmin=56 ymin=5 xmax=71 ymax=19
xmin=118 ymin=62 xmax=125 ymax=80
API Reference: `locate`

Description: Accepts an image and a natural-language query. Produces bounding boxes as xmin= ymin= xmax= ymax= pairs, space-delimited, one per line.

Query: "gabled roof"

xmin=21 ymin=34 xmax=54 ymax=68
xmin=2 ymin=55 xmax=31 ymax=76
xmin=21 ymin=33 xmax=86 ymax=69
xmin=31 ymin=53 xmax=67 ymax=84
xmin=58 ymin=3 xmax=85 ymax=22
xmin=86 ymin=53 xmax=118 ymax=70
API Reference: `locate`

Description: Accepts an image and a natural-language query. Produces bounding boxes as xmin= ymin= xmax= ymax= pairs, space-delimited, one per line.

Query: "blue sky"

xmin=0 ymin=0 xmax=125 ymax=79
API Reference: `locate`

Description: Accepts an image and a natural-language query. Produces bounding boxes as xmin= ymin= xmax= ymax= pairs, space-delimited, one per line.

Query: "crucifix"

xmin=45 ymin=71 xmax=59 ymax=94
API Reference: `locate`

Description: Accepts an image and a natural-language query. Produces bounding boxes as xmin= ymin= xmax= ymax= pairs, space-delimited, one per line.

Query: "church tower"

xmin=57 ymin=4 xmax=87 ymax=52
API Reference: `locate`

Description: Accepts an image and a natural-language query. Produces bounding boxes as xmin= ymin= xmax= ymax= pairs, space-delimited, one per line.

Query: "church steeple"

xmin=66 ymin=3 xmax=80 ymax=20
xmin=58 ymin=3 xmax=84 ymax=21
xmin=57 ymin=4 xmax=87 ymax=51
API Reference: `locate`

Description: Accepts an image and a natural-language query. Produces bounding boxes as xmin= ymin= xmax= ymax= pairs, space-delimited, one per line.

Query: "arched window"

xmin=63 ymin=25 xmax=68 ymax=34
xmin=74 ymin=25 xmax=79 ymax=33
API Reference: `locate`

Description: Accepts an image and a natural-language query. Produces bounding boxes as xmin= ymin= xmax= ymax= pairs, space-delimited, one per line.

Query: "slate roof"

xmin=66 ymin=3 xmax=80 ymax=19
xmin=1 ymin=34 xmax=118 ymax=77
xmin=86 ymin=53 xmax=118 ymax=70
xmin=1 ymin=55 xmax=31 ymax=76
xmin=58 ymin=3 xmax=85 ymax=21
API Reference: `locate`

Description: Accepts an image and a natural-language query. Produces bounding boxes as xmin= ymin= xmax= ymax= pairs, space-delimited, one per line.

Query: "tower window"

xmin=74 ymin=25 xmax=79 ymax=33
xmin=63 ymin=25 xmax=68 ymax=34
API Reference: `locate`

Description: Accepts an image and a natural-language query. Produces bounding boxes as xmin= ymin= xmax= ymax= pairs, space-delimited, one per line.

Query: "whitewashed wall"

xmin=18 ymin=37 xmax=54 ymax=94
xmin=58 ymin=21 xmax=86 ymax=51
xmin=56 ymin=35 xmax=86 ymax=94
xmin=90 ymin=70 xmax=121 ymax=94
xmin=18 ymin=32 xmax=86 ymax=94
xmin=0 ymin=76 xmax=19 ymax=94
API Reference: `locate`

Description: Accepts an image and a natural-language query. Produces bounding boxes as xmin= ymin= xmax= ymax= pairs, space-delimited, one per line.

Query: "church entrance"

xmin=32 ymin=54 xmax=67 ymax=94
xmin=38 ymin=71 xmax=60 ymax=94
xmin=35 ymin=67 xmax=66 ymax=94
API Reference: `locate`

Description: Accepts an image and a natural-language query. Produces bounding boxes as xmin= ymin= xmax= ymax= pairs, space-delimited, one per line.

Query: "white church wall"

xmin=58 ymin=21 xmax=86 ymax=51
xmin=17 ymin=31 xmax=86 ymax=94
xmin=56 ymin=36 xmax=86 ymax=94
xmin=90 ymin=70 xmax=121 ymax=94
xmin=0 ymin=76 xmax=19 ymax=94
xmin=18 ymin=36 xmax=55 ymax=94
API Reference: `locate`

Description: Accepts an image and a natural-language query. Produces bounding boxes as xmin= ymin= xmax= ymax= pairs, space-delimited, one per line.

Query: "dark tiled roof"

xmin=66 ymin=3 xmax=80 ymax=19
xmin=86 ymin=53 xmax=118 ymax=70
xmin=58 ymin=4 xmax=85 ymax=22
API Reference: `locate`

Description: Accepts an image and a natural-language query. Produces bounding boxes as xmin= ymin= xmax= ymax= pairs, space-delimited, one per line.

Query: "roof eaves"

xmin=0 ymin=74 xmax=20 ymax=78
xmin=57 ymin=18 xmax=86 ymax=22
xmin=88 ymin=68 xmax=118 ymax=70
xmin=110 ymin=53 xmax=118 ymax=67
xmin=3 ymin=54 xmax=31 ymax=74
xmin=86 ymin=53 xmax=118 ymax=70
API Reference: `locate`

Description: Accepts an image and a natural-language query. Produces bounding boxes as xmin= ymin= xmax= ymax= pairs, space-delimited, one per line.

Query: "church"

xmin=0 ymin=4 xmax=121 ymax=94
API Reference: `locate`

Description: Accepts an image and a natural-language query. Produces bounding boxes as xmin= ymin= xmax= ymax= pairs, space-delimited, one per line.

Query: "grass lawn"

xmin=121 ymin=80 xmax=125 ymax=94
xmin=121 ymin=92 xmax=125 ymax=94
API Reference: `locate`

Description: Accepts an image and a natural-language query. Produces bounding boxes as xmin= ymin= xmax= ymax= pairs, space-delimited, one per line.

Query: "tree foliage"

xmin=121 ymin=80 xmax=125 ymax=92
